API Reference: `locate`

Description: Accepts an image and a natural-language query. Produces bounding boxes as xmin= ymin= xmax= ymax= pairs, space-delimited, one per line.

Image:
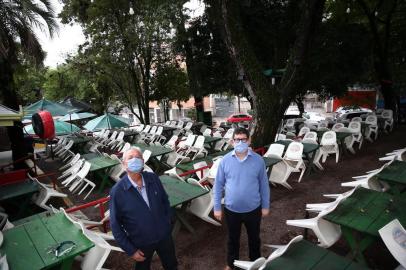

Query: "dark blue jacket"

xmin=109 ymin=171 xmax=171 ymax=256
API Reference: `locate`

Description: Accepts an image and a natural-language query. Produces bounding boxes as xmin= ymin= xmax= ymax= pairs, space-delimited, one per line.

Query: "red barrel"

xmin=32 ymin=111 xmax=55 ymax=139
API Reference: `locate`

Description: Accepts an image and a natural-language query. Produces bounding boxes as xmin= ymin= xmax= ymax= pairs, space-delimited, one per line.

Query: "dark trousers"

xmin=135 ymin=234 xmax=178 ymax=270
xmin=224 ymin=207 xmax=262 ymax=268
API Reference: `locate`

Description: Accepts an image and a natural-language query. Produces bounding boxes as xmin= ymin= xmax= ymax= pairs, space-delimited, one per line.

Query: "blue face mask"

xmin=127 ymin=157 xmax=144 ymax=173
xmin=234 ymin=141 xmax=249 ymax=153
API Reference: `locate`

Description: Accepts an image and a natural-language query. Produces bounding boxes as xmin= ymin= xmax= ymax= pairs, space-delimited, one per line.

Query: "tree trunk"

xmin=220 ymin=0 xmax=325 ymax=147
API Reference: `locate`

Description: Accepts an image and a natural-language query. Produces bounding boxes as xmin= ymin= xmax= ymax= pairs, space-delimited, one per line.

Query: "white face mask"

xmin=234 ymin=141 xmax=249 ymax=153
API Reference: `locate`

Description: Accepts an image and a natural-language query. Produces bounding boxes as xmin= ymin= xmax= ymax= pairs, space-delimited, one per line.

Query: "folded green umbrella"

xmin=83 ymin=113 xmax=130 ymax=131
xmin=24 ymin=120 xmax=81 ymax=136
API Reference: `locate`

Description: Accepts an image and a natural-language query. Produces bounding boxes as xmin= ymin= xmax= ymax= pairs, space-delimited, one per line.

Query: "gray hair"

xmin=122 ymin=146 xmax=143 ymax=162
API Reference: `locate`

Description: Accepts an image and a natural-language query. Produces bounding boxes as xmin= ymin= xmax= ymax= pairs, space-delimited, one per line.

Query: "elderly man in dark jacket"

xmin=110 ymin=147 xmax=178 ymax=270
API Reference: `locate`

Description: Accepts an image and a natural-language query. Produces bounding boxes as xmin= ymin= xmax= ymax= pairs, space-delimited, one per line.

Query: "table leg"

xmin=171 ymin=203 xmax=195 ymax=239
xmin=97 ymin=170 xmax=112 ymax=194
xmin=305 ymin=151 xmax=316 ymax=176
xmin=342 ymin=227 xmax=376 ymax=265
xmin=60 ymin=257 xmax=74 ymax=270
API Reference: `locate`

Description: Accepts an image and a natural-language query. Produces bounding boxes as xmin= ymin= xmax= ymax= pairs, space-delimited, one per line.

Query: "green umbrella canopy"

xmin=83 ymin=113 xmax=130 ymax=131
xmin=24 ymin=120 xmax=81 ymax=136
xmin=24 ymin=99 xmax=80 ymax=118
xmin=60 ymin=112 xmax=97 ymax=122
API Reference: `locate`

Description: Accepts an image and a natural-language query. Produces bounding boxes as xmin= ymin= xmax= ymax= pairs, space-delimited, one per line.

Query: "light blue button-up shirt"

xmin=213 ymin=149 xmax=270 ymax=213
xmin=128 ymin=175 xmax=150 ymax=208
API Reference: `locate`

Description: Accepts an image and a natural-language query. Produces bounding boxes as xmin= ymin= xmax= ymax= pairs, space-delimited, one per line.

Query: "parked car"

xmin=334 ymin=106 xmax=372 ymax=119
xmin=303 ymin=111 xmax=326 ymax=127
xmin=226 ymin=113 xmax=253 ymax=123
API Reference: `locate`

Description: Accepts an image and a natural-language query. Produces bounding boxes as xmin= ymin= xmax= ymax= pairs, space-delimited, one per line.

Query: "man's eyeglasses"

xmin=233 ymin=138 xmax=248 ymax=143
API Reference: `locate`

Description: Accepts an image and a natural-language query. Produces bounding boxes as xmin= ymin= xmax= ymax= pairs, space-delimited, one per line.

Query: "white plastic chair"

xmin=263 ymin=143 xmax=284 ymax=159
xmin=298 ymin=127 xmax=310 ymax=137
xmin=60 ymin=153 xmax=81 ymax=171
xmin=382 ymin=109 xmax=394 ymax=132
xmin=108 ymin=154 xmax=125 ymax=182
xmin=350 ymin=117 xmax=362 ymax=122
xmin=275 ymin=133 xmax=286 ymax=141
xmin=319 ymin=131 xmax=339 ymax=163
xmin=364 ymin=115 xmax=378 ymax=142
xmin=119 ymin=142 xmax=131 ymax=153
xmin=58 ymin=159 xmax=84 ymax=181
xmin=162 ymin=135 xmax=178 ymax=149
xmin=186 ymin=135 xmax=208 ymax=160
xmin=380 ymin=148 xmax=406 ymax=162
xmin=379 ymin=219 xmax=406 ymax=270
xmin=346 ymin=121 xmax=363 ymax=154
xmin=286 ymin=203 xmax=341 ymax=248
xmin=233 ymin=235 xmax=304 ymax=270
xmin=55 ymin=140 xmax=74 ymax=159
xmin=27 ymin=173 xmax=67 ymax=211
xmin=68 ymin=162 xmax=95 ymax=199
xmin=332 ymin=123 xmax=345 ymax=132
xmin=80 ymin=226 xmax=123 ymax=270
xmin=176 ymin=120 xmax=184 ymax=129
xmin=101 ymin=130 xmax=117 ymax=146
xmin=284 ymin=119 xmax=295 ymax=133
xmin=203 ymin=128 xmax=212 ymax=136
xmin=62 ymin=161 xmax=90 ymax=187
xmin=306 ymin=188 xmax=356 ymax=213
xmin=222 ymin=128 xmax=235 ymax=150
xmin=186 ymin=178 xmax=221 ymax=226
xmin=177 ymin=134 xmax=196 ymax=154
xmin=192 ymin=161 xmax=210 ymax=183
xmin=269 ymin=142 xmax=305 ymax=188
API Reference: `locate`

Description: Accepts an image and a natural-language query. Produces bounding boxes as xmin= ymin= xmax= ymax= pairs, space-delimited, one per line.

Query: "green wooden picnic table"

xmin=324 ymin=187 xmax=406 ymax=264
xmin=264 ymin=239 xmax=369 ymax=270
xmin=82 ymin=153 xmax=120 ymax=193
xmin=175 ymin=150 xmax=231 ymax=172
xmin=0 ymin=180 xmax=39 ymax=220
xmin=132 ymin=143 xmax=174 ymax=172
xmin=376 ymin=160 xmax=406 ymax=194
xmin=123 ymin=129 xmax=139 ymax=143
xmin=0 ymin=212 xmax=94 ymax=270
xmin=263 ymin=157 xmax=282 ymax=170
xmin=161 ymin=126 xmax=177 ymax=138
xmin=67 ymin=136 xmax=93 ymax=154
xmin=160 ymin=175 xmax=209 ymax=237
xmin=274 ymin=140 xmax=319 ymax=176
xmin=204 ymin=136 xmax=222 ymax=152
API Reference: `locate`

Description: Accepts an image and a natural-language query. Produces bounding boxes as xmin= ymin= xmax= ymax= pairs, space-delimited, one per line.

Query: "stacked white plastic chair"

xmin=222 ymin=128 xmax=235 ymax=150
xmin=185 ymin=135 xmax=208 ymax=160
xmin=286 ymin=202 xmax=342 ymax=248
xmin=331 ymin=123 xmax=344 ymax=132
xmin=28 ymin=173 xmax=67 ymax=211
xmin=283 ymin=119 xmax=295 ymax=133
xmin=55 ymin=140 xmax=74 ymax=160
xmin=382 ymin=109 xmax=394 ymax=133
xmin=234 ymin=235 xmax=304 ymax=270
xmin=108 ymin=154 xmax=125 ymax=182
xmin=345 ymin=121 xmax=363 ymax=154
xmin=186 ymin=178 xmax=220 ymax=226
xmin=298 ymin=126 xmax=310 ymax=137
xmin=269 ymin=142 xmax=305 ymax=189
xmin=302 ymin=132 xmax=323 ymax=170
xmin=319 ymin=131 xmax=339 ymax=163
xmin=364 ymin=115 xmax=378 ymax=142
xmin=379 ymin=147 xmax=406 ymax=162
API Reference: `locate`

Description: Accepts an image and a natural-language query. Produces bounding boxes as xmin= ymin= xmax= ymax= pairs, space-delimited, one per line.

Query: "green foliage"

xmin=151 ymin=63 xmax=190 ymax=103
xmin=14 ymin=66 xmax=46 ymax=105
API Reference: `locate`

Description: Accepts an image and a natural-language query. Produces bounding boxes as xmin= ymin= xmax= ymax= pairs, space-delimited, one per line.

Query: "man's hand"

xmin=262 ymin=208 xmax=270 ymax=217
xmin=214 ymin=210 xmax=222 ymax=221
xmin=132 ymin=249 xmax=146 ymax=262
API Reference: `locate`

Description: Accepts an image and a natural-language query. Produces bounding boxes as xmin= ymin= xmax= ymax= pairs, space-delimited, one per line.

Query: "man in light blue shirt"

xmin=213 ymin=127 xmax=270 ymax=270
